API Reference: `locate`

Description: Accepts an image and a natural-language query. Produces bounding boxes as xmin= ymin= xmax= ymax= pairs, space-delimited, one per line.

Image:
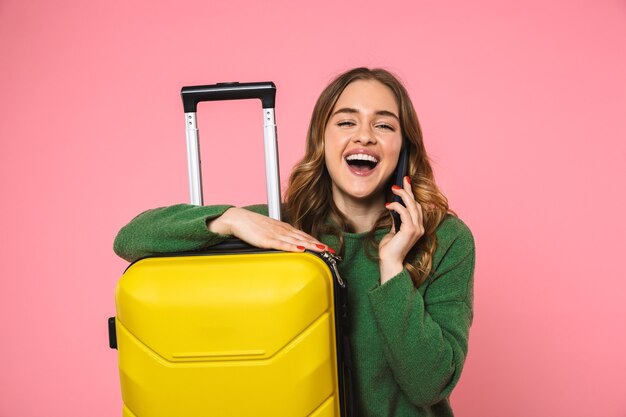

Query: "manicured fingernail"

xmin=297 ymin=245 xmax=305 ymax=251
xmin=328 ymin=247 xmax=336 ymax=254
xmin=392 ymin=185 xmax=401 ymax=191
xmin=316 ymin=244 xmax=326 ymax=250
xmin=404 ymin=176 xmax=410 ymax=182
xmin=385 ymin=202 xmax=391 ymax=207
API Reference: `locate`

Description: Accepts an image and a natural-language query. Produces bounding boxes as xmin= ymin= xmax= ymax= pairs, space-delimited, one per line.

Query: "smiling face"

xmin=324 ymin=79 xmax=403 ymax=211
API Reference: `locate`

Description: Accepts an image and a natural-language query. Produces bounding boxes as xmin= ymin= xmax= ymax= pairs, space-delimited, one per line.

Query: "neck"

xmin=332 ymin=192 xmax=387 ymax=233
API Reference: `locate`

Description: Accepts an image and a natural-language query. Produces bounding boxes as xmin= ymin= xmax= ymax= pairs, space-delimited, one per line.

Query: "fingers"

xmin=399 ymin=176 xmax=422 ymax=226
xmin=273 ymin=229 xmax=332 ymax=254
xmin=221 ymin=207 xmax=334 ymax=253
xmin=278 ymin=224 xmax=331 ymax=253
xmin=388 ymin=176 xmax=425 ymax=237
xmin=226 ymin=208 xmax=333 ymax=254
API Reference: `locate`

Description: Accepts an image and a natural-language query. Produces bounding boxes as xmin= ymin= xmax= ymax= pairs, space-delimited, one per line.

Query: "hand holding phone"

xmin=390 ymin=142 xmax=409 ymax=232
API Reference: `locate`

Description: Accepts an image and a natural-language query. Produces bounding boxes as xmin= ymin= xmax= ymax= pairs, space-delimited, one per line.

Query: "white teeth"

xmin=345 ymin=153 xmax=379 ymax=163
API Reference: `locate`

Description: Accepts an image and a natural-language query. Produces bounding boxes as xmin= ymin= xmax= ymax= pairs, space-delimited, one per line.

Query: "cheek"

xmin=322 ymin=135 xmax=336 ymax=177
xmin=323 ymin=130 xmax=342 ymax=163
xmin=388 ymin=139 xmax=403 ymax=163
xmin=382 ymin=139 xmax=404 ymax=177
xmin=323 ymin=144 xmax=340 ymax=179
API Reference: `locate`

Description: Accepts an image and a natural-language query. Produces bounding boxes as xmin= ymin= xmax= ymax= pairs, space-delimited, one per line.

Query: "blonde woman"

xmin=115 ymin=67 xmax=475 ymax=417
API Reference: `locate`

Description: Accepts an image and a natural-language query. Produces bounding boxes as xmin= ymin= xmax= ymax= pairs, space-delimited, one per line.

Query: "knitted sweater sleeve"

xmin=367 ymin=216 xmax=475 ymax=406
xmin=113 ymin=203 xmax=268 ymax=262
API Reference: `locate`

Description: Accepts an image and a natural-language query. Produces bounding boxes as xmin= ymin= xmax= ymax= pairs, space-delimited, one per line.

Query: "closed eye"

xmin=376 ymin=123 xmax=395 ymax=131
xmin=337 ymin=120 xmax=356 ymax=127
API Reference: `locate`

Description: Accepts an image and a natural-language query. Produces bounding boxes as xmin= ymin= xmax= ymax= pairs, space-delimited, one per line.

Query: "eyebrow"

xmin=332 ymin=107 xmax=400 ymax=121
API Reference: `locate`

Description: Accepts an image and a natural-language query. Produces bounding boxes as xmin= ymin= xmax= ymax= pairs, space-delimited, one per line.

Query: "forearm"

xmin=368 ymin=270 xmax=472 ymax=405
xmin=113 ymin=203 xmax=234 ymax=262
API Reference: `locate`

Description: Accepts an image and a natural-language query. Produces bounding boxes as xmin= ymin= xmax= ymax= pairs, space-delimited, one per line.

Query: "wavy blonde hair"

xmin=284 ymin=67 xmax=450 ymax=287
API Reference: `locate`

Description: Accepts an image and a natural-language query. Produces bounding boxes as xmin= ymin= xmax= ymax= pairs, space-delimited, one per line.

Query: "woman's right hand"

xmin=207 ymin=207 xmax=331 ymax=253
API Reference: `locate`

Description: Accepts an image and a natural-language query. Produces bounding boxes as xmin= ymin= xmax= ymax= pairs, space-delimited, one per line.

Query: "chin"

xmin=343 ymin=183 xmax=387 ymax=203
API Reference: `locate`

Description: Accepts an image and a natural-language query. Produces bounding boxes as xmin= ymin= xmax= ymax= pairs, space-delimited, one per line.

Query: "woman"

xmin=114 ymin=67 xmax=475 ymax=416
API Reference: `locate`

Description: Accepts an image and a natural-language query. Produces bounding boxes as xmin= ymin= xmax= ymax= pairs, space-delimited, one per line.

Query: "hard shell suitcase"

xmin=109 ymin=82 xmax=353 ymax=417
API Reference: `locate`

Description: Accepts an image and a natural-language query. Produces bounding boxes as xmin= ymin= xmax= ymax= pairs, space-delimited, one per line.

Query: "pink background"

xmin=1 ymin=1 xmax=625 ymax=416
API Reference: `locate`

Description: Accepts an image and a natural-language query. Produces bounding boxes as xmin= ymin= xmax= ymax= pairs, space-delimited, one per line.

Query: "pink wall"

xmin=1 ymin=1 xmax=625 ymax=416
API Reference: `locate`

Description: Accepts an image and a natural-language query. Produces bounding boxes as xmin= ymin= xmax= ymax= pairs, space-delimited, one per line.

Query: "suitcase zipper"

xmin=319 ymin=250 xmax=353 ymax=416
xmin=319 ymin=251 xmax=345 ymax=288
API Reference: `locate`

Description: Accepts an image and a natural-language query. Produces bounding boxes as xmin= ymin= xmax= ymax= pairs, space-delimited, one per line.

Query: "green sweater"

xmin=114 ymin=204 xmax=475 ymax=417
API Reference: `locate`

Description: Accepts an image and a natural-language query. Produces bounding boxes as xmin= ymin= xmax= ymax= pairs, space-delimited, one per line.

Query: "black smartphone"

xmin=391 ymin=141 xmax=409 ymax=232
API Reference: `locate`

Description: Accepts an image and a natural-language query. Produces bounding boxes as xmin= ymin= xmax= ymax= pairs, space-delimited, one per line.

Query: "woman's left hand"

xmin=378 ymin=176 xmax=425 ymax=284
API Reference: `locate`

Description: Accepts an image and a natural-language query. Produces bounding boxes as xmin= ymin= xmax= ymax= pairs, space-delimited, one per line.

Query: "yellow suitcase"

xmin=110 ymin=248 xmax=350 ymax=417
xmin=109 ymin=82 xmax=353 ymax=416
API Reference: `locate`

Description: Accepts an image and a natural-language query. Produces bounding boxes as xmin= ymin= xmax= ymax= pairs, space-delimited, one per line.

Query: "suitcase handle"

xmin=181 ymin=81 xmax=282 ymax=220
xmin=181 ymin=82 xmax=276 ymax=112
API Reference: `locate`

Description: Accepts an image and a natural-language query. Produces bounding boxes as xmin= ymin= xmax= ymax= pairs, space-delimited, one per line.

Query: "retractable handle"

xmin=181 ymin=82 xmax=277 ymax=112
xmin=181 ymin=81 xmax=282 ymax=221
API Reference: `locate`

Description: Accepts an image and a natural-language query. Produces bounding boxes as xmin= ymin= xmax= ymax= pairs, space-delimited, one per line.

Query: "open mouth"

xmin=345 ymin=153 xmax=379 ymax=174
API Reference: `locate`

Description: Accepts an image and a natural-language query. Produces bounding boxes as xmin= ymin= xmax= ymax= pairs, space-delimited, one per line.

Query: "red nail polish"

xmin=404 ymin=176 xmax=410 ymax=182
xmin=328 ymin=247 xmax=336 ymax=254
xmin=392 ymin=185 xmax=401 ymax=191
xmin=316 ymin=244 xmax=326 ymax=250
xmin=385 ymin=202 xmax=391 ymax=207
xmin=297 ymin=245 xmax=305 ymax=251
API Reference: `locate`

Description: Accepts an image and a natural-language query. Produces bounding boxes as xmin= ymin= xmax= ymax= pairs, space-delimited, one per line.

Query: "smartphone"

xmin=391 ymin=141 xmax=409 ymax=232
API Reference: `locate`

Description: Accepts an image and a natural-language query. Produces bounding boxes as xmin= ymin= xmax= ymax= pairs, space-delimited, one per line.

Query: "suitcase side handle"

xmin=181 ymin=82 xmax=276 ymax=112
xmin=181 ymin=81 xmax=281 ymax=220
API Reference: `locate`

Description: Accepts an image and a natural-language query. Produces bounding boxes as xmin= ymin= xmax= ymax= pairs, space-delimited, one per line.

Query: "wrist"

xmin=206 ymin=207 xmax=237 ymax=235
xmin=379 ymin=259 xmax=404 ymax=284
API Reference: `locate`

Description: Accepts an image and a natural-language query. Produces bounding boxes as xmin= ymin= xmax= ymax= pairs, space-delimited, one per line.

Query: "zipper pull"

xmin=320 ymin=251 xmax=345 ymax=288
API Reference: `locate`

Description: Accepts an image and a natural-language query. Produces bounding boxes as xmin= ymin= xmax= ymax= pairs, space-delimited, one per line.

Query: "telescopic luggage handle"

xmin=181 ymin=82 xmax=276 ymax=111
xmin=181 ymin=82 xmax=281 ymax=221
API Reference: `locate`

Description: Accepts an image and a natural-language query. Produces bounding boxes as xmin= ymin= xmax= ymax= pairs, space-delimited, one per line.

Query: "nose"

xmin=352 ymin=124 xmax=376 ymax=145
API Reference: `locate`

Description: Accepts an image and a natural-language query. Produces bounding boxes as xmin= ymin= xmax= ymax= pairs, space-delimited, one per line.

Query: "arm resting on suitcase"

xmin=368 ymin=217 xmax=475 ymax=406
xmin=208 ymin=206 xmax=328 ymax=254
xmin=113 ymin=203 xmax=326 ymax=262
xmin=113 ymin=204 xmax=235 ymax=262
